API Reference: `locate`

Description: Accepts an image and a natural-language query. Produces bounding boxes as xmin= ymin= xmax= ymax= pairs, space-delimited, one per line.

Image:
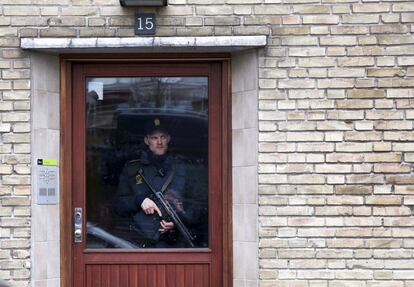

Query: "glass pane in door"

xmin=84 ymin=77 xmax=209 ymax=249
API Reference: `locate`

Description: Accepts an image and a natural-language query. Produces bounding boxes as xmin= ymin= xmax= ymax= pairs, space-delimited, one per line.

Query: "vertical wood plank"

xmin=102 ymin=265 xmax=110 ymax=287
xmin=166 ymin=264 xmax=176 ymax=287
xmin=175 ymin=265 xmax=185 ymax=287
xmin=193 ymin=264 xmax=203 ymax=287
xmin=156 ymin=264 xmax=166 ymax=287
xmin=86 ymin=266 xmax=92 ymax=287
xmin=138 ymin=264 xmax=147 ymax=286
xmin=119 ymin=265 xmax=129 ymax=287
xmin=184 ymin=265 xmax=194 ymax=287
xmin=91 ymin=265 xmax=101 ymax=287
xmin=129 ymin=264 xmax=138 ymax=287
xmin=203 ymin=265 xmax=210 ymax=287
xmin=147 ymin=265 xmax=157 ymax=287
xmin=110 ymin=265 xmax=120 ymax=287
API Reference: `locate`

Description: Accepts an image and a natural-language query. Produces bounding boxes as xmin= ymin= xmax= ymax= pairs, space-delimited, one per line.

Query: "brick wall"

xmin=0 ymin=0 xmax=413 ymax=286
xmin=0 ymin=2 xmax=32 ymax=283
xmin=256 ymin=2 xmax=414 ymax=286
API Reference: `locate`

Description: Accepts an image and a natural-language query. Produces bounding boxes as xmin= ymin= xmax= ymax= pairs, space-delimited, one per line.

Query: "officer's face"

xmin=144 ymin=130 xmax=170 ymax=156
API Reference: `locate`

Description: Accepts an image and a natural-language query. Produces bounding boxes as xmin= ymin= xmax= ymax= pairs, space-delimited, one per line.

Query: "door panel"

xmin=85 ymin=264 xmax=209 ymax=287
xmin=70 ymin=61 xmax=228 ymax=287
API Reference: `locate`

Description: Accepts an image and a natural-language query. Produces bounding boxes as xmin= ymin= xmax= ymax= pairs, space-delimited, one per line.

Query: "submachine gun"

xmin=137 ymin=168 xmax=195 ymax=247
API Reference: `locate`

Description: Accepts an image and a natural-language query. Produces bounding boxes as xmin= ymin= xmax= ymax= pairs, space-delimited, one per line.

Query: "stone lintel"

xmin=20 ymin=36 xmax=267 ymax=53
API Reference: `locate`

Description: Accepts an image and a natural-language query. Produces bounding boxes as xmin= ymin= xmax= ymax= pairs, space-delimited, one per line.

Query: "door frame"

xmin=59 ymin=54 xmax=233 ymax=287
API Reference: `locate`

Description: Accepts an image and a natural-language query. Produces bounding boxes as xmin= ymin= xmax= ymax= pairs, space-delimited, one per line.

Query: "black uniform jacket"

xmin=113 ymin=151 xmax=194 ymax=229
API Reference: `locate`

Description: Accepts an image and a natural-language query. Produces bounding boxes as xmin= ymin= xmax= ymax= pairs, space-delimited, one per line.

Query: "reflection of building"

xmin=86 ymin=77 xmax=208 ymax=130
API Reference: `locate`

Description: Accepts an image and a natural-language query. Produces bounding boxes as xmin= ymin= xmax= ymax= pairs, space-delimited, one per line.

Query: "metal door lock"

xmin=74 ymin=208 xmax=82 ymax=243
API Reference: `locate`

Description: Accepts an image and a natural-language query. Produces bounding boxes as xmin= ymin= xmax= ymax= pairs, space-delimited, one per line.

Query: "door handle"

xmin=74 ymin=207 xmax=82 ymax=243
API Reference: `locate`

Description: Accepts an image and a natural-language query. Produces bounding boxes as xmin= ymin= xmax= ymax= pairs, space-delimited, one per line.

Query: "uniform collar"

xmin=140 ymin=150 xmax=171 ymax=166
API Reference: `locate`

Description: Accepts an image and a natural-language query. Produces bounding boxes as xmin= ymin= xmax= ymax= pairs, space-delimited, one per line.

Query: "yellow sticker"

xmin=154 ymin=118 xmax=160 ymax=126
xmin=38 ymin=159 xmax=58 ymax=166
xmin=135 ymin=174 xmax=143 ymax=185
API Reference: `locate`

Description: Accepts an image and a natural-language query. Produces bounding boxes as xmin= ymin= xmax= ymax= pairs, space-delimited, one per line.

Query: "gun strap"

xmin=160 ymin=164 xmax=175 ymax=193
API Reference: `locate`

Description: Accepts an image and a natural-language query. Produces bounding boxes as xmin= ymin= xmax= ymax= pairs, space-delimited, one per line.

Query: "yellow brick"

xmin=2 ymin=112 xmax=30 ymax=122
xmin=19 ymin=28 xmax=39 ymax=37
xmin=299 ymin=58 xmax=335 ymax=67
xmin=347 ymin=46 xmax=384 ymax=56
xmin=365 ymin=153 xmax=402 ymax=162
xmin=336 ymin=185 xmax=372 ymax=195
xmin=282 ymin=15 xmax=301 ymax=25
xmin=345 ymin=131 xmax=381 ymax=141
xmin=393 ymin=3 xmax=414 ymax=12
xmin=255 ymin=5 xmax=290 ymax=14
xmin=348 ymin=89 xmax=385 ymax=98
xmin=366 ymin=196 xmax=402 ymax=205
xmin=13 ymin=80 xmax=31 ymax=90
xmin=331 ymin=26 xmax=369 ymax=34
xmin=196 ymin=6 xmax=231 ymax=15
xmin=281 ymin=36 xmax=318 ymax=46
xmin=346 ymin=174 xmax=384 ymax=184
xmin=303 ymin=15 xmax=339 ymax=24
xmin=320 ymin=36 xmax=357 ymax=46
xmin=40 ymin=27 xmax=77 ymax=37
xmin=338 ymin=57 xmax=375 ymax=67
xmin=343 ymin=15 xmax=379 ymax=24
xmin=234 ymin=5 xmax=252 ymax=14
xmin=1 ymin=197 xmax=30 ymax=206
xmin=79 ymin=28 xmax=116 ymax=37
xmin=272 ymin=27 xmax=309 ymax=35
xmin=3 ymin=6 xmax=40 ymax=16
xmin=356 ymin=79 xmax=376 ymax=88
xmin=318 ymin=79 xmax=354 ymax=88
xmin=288 ymin=174 xmax=325 ymax=184
xmin=352 ymin=3 xmax=390 ymax=13
xmin=359 ymin=36 xmax=378 ymax=45
xmin=293 ymin=5 xmax=330 ymax=14
xmin=89 ymin=17 xmax=107 ymax=26
xmin=0 ymin=28 xmax=18 ymax=37
xmin=371 ymin=24 xmax=409 ymax=34
xmin=329 ymin=68 xmax=365 ymax=77
xmin=279 ymin=79 xmax=315 ymax=88
xmin=0 ymin=240 xmax=30 ymax=248
xmin=61 ymin=7 xmax=98 ymax=16
xmin=378 ymin=35 xmax=414 ymax=45
xmin=374 ymin=163 xmax=411 ymax=173
xmin=0 ymin=38 xmax=20 ymax=47
xmin=184 ymin=17 xmax=203 ymax=26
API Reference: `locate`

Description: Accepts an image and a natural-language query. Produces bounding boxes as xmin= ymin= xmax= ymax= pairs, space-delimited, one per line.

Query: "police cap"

xmin=144 ymin=118 xmax=169 ymax=135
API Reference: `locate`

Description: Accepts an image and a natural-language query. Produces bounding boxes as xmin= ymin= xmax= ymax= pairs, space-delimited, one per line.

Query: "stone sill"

xmin=20 ymin=36 xmax=266 ymax=53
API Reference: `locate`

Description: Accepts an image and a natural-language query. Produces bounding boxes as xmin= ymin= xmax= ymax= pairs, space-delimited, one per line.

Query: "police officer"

xmin=114 ymin=118 xmax=189 ymax=248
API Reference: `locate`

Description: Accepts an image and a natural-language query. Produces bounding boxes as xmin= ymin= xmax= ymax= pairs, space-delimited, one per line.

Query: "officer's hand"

xmin=159 ymin=220 xmax=175 ymax=234
xmin=141 ymin=198 xmax=162 ymax=217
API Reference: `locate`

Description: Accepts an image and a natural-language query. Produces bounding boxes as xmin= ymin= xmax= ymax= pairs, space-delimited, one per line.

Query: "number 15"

xmin=137 ymin=17 xmax=154 ymax=30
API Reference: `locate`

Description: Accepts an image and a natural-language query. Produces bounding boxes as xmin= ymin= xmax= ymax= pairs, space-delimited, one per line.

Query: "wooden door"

xmin=64 ymin=59 xmax=231 ymax=287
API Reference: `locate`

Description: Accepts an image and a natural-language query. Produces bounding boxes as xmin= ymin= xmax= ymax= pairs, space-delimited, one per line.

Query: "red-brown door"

xmin=68 ymin=60 xmax=231 ymax=287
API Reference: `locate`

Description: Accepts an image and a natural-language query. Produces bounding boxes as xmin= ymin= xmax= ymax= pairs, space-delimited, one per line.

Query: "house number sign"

xmin=135 ymin=13 xmax=156 ymax=35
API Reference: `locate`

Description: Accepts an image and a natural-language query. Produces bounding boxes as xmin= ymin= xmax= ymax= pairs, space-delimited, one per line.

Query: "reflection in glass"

xmin=85 ymin=77 xmax=208 ymax=249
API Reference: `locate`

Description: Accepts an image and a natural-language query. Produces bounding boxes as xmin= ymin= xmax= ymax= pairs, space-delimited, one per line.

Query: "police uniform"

xmin=113 ymin=119 xmax=191 ymax=248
